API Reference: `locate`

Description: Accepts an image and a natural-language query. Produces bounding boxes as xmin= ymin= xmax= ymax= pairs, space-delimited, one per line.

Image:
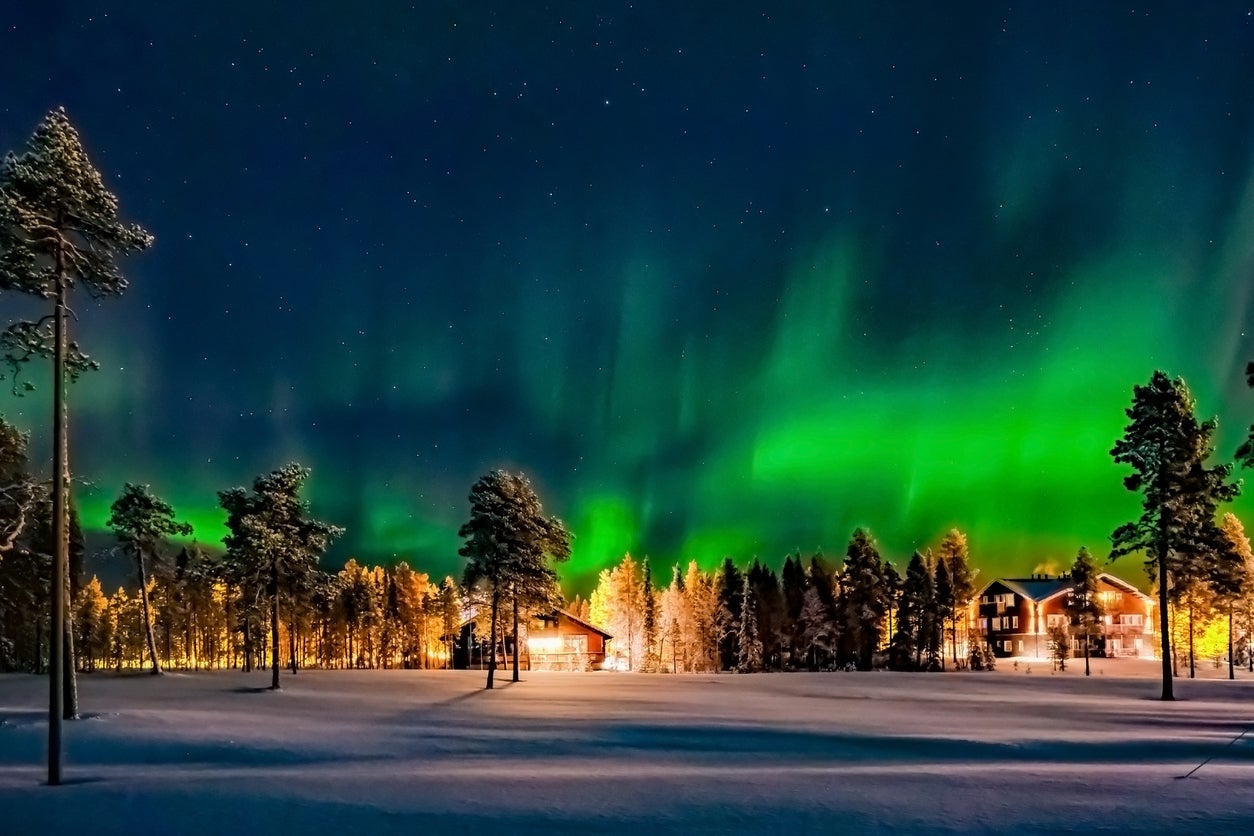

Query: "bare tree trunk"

xmin=61 ymin=439 xmax=78 ymax=718
xmin=136 ymin=552 xmax=162 ymax=675
xmin=289 ymin=613 xmax=298 ymax=675
xmin=1229 ymin=607 xmax=1235 ymax=681
xmin=512 ymin=587 xmax=520 ymax=683
xmin=1157 ymin=532 xmax=1173 ymax=699
xmin=486 ymin=588 xmax=499 ymax=690
xmin=1188 ymin=599 xmax=1196 ymax=679
xmin=1084 ymin=622 xmax=1090 ymax=677
xmin=270 ymin=556 xmax=281 ymax=690
xmin=47 ymin=274 xmax=67 ymax=786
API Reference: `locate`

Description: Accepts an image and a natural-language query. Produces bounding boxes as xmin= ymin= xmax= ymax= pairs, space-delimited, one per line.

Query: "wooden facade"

xmin=452 ymin=609 xmax=612 ymax=672
xmin=972 ymin=572 xmax=1155 ymax=659
xmin=525 ymin=611 xmax=612 ymax=671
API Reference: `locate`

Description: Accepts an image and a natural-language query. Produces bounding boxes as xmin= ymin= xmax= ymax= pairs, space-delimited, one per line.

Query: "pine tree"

xmin=0 ymin=110 xmax=152 ymax=783
xmin=937 ymin=529 xmax=976 ymax=666
xmin=1066 ymin=547 xmax=1102 ymax=677
xmin=219 ymin=464 xmax=342 ymax=691
xmin=933 ymin=558 xmax=953 ymax=671
xmin=458 ymin=470 xmax=569 ymax=689
xmin=1213 ymin=514 xmax=1249 ymax=680
xmin=107 ymin=484 xmax=192 ymax=675
xmin=1111 ymin=371 xmax=1238 ymax=700
xmin=735 ymin=573 xmax=762 ymax=672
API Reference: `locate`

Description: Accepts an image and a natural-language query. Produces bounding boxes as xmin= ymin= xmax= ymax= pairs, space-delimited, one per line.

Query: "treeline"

xmin=65 ymin=556 xmax=462 ymax=675
xmin=585 ymin=529 xmax=985 ymax=673
xmin=0 ymin=424 xmax=466 ymax=676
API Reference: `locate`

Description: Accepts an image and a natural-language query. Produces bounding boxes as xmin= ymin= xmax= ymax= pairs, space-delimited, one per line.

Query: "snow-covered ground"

xmin=2 ymin=665 xmax=1252 ymax=834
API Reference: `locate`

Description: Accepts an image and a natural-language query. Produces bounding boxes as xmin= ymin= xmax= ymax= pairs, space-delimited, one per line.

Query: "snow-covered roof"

xmin=979 ymin=571 xmax=1153 ymax=604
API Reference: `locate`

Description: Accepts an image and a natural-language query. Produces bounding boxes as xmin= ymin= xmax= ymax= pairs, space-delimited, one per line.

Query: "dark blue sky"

xmin=3 ymin=3 xmax=1254 ymax=591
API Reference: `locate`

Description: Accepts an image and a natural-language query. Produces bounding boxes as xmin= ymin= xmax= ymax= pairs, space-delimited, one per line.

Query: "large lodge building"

xmin=972 ymin=571 xmax=1156 ymax=659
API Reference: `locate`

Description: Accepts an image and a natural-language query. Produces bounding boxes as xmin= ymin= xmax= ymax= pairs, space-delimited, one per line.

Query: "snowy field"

xmin=2 ymin=665 xmax=1253 ymax=834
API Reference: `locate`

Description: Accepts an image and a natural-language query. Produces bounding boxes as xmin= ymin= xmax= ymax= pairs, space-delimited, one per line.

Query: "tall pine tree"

xmin=0 ymin=109 xmax=152 ymax=784
xmin=458 ymin=470 xmax=569 ymax=688
xmin=1111 ymin=371 xmax=1238 ymax=700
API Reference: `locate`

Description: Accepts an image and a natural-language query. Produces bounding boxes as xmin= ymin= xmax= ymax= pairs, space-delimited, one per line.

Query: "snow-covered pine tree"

xmin=1 ymin=108 xmax=153 ymax=781
xmin=799 ymin=585 xmax=835 ymax=669
xmin=736 ymin=572 xmax=762 ymax=672
xmin=457 ymin=470 xmax=569 ymax=687
xmin=219 ymin=464 xmax=343 ymax=691
xmin=106 ymin=484 xmax=193 ymax=676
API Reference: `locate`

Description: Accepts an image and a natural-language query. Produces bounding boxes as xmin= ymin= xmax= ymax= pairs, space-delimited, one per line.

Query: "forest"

xmin=2 ymin=110 xmax=1254 ymax=711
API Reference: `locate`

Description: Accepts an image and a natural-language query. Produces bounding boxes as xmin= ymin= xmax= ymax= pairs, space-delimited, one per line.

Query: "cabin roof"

xmin=550 ymin=609 xmax=613 ymax=640
xmin=978 ymin=571 xmax=1153 ymax=604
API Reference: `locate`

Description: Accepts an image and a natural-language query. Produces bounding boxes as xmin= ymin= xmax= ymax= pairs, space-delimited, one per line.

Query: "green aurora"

xmin=4 ymin=3 xmax=1254 ymax=594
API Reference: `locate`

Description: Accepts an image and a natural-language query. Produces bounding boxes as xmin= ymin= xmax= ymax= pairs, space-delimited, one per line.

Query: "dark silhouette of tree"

xmin=716 ymin=557 xmax=742 ymax=671
xmin=1065 ymin=547 xmax=1102 ymax=677
xmin=780 ymin=552 xmax=807 ymax=667
xmin=641 ymin=556 xmax=657 ymax=671
xmin=219 ymin=464 xmax=342 ymax=691
xmin=458 ymin=470 xmax=570 ymax=689
xmin=892 ymin=551 xmax=937 ymax=670
xmin=1111 ymin=371 xmax=1238 ymax=700
xmin=106 ymin=484 xmax=192 ymax=675
xmin=0 ymin=109 xmax=152 ymax=784
xmin=933 ymin=558 xmax=952 ymax=670
xmin=748 ymin=560 xmax=784 ymax=671
xmin=840 ymin=529 xmax=891 ymax=671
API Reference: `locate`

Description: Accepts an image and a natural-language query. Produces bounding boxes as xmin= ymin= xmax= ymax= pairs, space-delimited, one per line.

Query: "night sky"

xmin=3 ymin=3 xmax=1254 ymax=593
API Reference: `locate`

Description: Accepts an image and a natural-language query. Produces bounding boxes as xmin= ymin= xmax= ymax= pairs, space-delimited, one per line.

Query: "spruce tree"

xmin=1065 ymin=547 xmax=1102 ymax=677
xmin=0 ymin=108 xmax=152 ymax=785
xmin=736 ymin=572 xmax=762 ymax=672
xmin=894 ymin=551 xmax=935 ymax=670
xmin=716 ymin=558 xmax=742 ymax=671
xmin=1110 ymin=371 xmax=1238 ymax=700
xmin=841 ymin=529 xmax=890 ymax=671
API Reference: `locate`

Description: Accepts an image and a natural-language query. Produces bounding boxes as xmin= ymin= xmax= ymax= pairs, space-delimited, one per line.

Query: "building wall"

xmin=971 ymin=577 xmax=1155 ymax=659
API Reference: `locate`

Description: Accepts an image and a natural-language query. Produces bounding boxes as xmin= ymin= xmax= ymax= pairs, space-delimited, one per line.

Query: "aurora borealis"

xmin=3 ymin=3 xmax=1254 ymax=592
